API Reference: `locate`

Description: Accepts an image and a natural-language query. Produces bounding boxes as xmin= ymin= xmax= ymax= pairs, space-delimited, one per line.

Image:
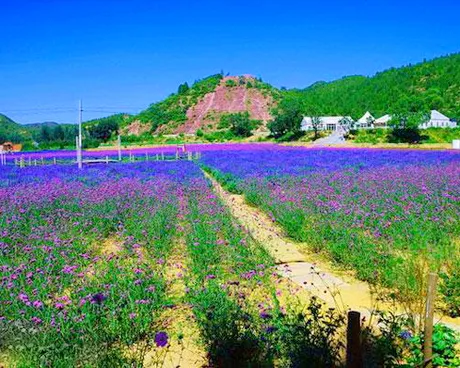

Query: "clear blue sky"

xmin=1 ymin=0 xmax=459 ymax=124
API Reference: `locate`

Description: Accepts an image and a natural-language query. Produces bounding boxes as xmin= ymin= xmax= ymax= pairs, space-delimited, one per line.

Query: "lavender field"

xmin=1 ymin=145 xmax=459 ymax=367
xmin=201 ymin=147 xmax=460 ymax=317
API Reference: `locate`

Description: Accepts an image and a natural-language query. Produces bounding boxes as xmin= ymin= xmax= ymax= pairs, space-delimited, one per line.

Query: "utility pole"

xmin=118 ymin=134 xmax=122 ymax=161
xmin=77 ymin=100 xmax=83 ymax=169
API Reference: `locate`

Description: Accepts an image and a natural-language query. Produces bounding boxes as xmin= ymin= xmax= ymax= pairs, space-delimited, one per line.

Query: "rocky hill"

xmin=121 ymin=74 xmax=280 ymax=136
xmin=176 ymin=76 xmax=276 ymax=133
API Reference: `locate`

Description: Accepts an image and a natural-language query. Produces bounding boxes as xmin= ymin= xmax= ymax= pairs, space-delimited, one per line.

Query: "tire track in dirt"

xmin=204 ymin=171 xmax=460 ymax=331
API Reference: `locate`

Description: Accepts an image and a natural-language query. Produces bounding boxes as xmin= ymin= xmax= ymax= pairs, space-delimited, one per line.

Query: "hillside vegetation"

xmin=2 ymin=53 xmax=459 ymax=147
xmin=0 ymin=114 xmax=31 ymax=143
xmin=287 ymin=53 xmax=460 ymax=120
xmin=122 ymin=74 xmax=279 ymax=136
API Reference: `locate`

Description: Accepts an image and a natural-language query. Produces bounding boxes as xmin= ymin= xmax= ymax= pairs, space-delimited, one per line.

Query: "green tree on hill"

xmin=53 ymin=125 xmax=65 ymax=141
xmin=219 ymin=112 xmax=258 ymax=137
xmin=87 ymin=119 xmax=119 ymax=142
xmin=268 ymin=97 xmax=304 ymax=139
xmin=178 ymin=82 xmax=189 ymax=94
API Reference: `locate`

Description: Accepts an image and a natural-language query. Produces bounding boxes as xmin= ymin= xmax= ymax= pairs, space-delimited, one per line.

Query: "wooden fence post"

xmin=346 ymin=311 xmax=362 ymax=368
xmin=423 ymin=273 xmax=438 ymax=368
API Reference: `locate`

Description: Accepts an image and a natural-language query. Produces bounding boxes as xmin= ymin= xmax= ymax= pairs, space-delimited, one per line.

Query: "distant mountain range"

xmin=1 ymin=52 xmax=459 ymax=143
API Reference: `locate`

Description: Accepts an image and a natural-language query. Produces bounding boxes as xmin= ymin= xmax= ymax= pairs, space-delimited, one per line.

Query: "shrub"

xmin=225 ymin=79 xmax=237 ymax=88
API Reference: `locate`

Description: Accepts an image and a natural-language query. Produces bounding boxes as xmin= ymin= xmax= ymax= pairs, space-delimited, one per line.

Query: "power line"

xmin=1 ymin=106 xmax=145 ymax=113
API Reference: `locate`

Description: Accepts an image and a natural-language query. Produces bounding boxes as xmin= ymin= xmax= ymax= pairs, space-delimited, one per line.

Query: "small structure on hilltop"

xmin=419 ymin=110 xmax=457 ymax=129
xmin=301 ymin=116 xmax=353 ymax=132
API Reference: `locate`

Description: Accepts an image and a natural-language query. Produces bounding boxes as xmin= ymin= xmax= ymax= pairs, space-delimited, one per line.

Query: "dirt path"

xmin=205 ymin=172 xmax=460 ymax=330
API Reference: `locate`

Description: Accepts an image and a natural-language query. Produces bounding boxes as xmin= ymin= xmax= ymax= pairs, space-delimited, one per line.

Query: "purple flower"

xmin=91 ymin=293 xmax=107 ymax=305
xmin=31 ymin=316 xmax=42 ymax=325
xmin=154 ymin=331 xmax=169 ymax=347
xmin=32 ymin=300 xmax=43 ymax=308
xmin=260 ymin=311 xmax=271 ymax=319
xmin=146 ymin=285 xmax=156 ymax=292
xmin=399 ymin=330 xmax=412 ymax=340
xmin=62 ymin=265 xmax=78 ymax=274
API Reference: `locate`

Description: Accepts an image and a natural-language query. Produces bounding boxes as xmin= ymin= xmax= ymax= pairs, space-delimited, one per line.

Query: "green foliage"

xmin=218 ymin=112 xmax=258 ymax=137
xmin=82 ymin=137 xmax=101 ymax=149
xmin=86 ymin=116 xmax=119 ymax=142
xmin=363 ymin=312 xmax=460 ymax=367
xmin=177 ymin=82 xmax=189 ymax=94
xmin=132 ymin=73 xmax=223 ymax=133
xmin=268 ymin=97 xmax=304 ymax=139
xmin=421 ymin=127 xmax=460 ymax=143
xmin=225 ymin=79 xmax=237 ymax=87
xmin=350 ymin=127 xmax=460 ymax=145
xmin=281 ymin=53 xmax=460 ymax=121
xmin=440 ymin=258 xmax=460 ymax=317
xmin=202 ymin=129 xmax=236 ymax=142
xmin=388 ymin=127 xmax=424 ymax=144
xmin=0 ymin=113 xmax=32 ymax=143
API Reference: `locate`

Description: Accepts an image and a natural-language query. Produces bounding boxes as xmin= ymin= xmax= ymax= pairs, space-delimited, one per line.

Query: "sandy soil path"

xmin=205 ymin=172 xmax=460 ymax=330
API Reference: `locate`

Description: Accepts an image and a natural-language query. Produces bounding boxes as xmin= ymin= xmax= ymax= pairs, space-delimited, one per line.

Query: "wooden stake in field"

xmin=423 ymin=273 xmax=438 ymax=368
xmin=346 ymin=311 xmax=362 ymax=368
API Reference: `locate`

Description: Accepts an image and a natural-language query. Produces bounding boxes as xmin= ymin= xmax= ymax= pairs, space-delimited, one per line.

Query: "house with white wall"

xmin=301 ymin=116 xmax=353 ymax=131
xmin=356 ymin=112 xmax=375 ymax=128
xmin=419 ymin=110 xmax=456 ymax=129
xmin=374 ymin=114 xmax=391 ymax=128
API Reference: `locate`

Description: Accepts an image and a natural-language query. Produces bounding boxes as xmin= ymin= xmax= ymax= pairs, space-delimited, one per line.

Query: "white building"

xmin=374 ymin=114 xmax=392 ymax=128
xmin=301 ymin=116 xmax=353 ymax=131
xmin=356 ymin=111 xmax=375 ymax=128
xmin=301 ymin=110 xmax=457 ymax=132
xmin=419 ymin=110 xmax=456 ymax=129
